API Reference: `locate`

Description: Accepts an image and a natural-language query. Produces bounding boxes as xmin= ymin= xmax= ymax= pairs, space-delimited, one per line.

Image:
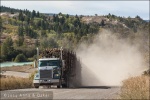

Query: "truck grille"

xmin=40 ymin=70 xmax=53 ymax=78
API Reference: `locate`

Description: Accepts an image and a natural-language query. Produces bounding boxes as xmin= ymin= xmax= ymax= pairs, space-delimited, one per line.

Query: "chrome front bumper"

xmin=33 ymin=79 xmax=59 ymax=85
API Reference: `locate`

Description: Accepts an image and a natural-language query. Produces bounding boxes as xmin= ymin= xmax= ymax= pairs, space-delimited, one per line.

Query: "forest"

xmin=0 ymin=6 xmax=149 ymax=62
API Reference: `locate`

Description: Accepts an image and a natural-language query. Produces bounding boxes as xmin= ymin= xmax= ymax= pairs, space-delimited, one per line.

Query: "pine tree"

xmin=1 ymin=37 xmax=14 ymax=60
xmin=41 ymin=20 xmax=45 ymax=30
xmin=25 ymin=16 xmax=30 ymax=24
xmin=57 ymin=25 xmax=62 ymax=34
xmin=101 ymin=19 xmax=105 ymax=27
xmin=37 ymin=11 xmax=40 ymax=17
xmin=41 ymin=30 xmax=46 ymax=37
xmin=31 ymin=10 xmax=36 ymax=18
xmin=66 ymin=14 xmax=69 ymax=18
xmin=53 ymin=14 xmax=56 ymax=22
xmin=10 ymin=9 xmax=14 ymax=14
xmin=18 ymin=10 xmax=24 ymax=21
xmin=60 ymin=16 xmax=65 ymax=25
xmin=18 ymin=25 xmax=24 ymax=36
xmin=0 ymin=17 xmax=2 ymax=30
xmin=17 ymin=36 xmax=24 ymax=46
xmin=1 ymin=41 xmax=8 ymax=56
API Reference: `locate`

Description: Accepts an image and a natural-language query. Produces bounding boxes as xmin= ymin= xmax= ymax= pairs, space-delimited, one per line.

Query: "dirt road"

xmin=1 ymin=71 xmax=30 ymax=78
xmin=0 ymin=86 xmax=120 ymax=99
xmin=1 ymin=69 xmax=120 ymax=99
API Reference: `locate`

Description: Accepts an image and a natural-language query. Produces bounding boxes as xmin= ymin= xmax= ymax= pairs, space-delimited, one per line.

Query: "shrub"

xmin=14 ymin=54 xmax=27 ymax=62
xmin=143 ymin=69 xmax=150 ymax=76
xmin=120 ymin=75 xmax=149 ymax=99
xmin=27 ymin=57 xmax=34 ymax=62
xmin=29 ymin=70 xmax=38 ymax=80
xmin=0 ymin=76 xmax=33 ymax=91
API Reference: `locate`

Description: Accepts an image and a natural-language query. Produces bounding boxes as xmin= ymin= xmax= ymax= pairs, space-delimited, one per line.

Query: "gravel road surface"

xmin=0 ymin=86 xmax=120 ymax=99
xmin=1 ymin=71 xmax=120 ymax=99
xmin=1 ymin=71 xmax=30 ymax=78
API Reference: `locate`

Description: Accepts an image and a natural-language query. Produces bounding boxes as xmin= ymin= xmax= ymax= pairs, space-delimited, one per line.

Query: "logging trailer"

xmin=33 ymin=47 xmax=76 ymax=88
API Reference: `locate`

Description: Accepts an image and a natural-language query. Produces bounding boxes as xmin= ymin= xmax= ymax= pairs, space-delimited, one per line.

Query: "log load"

xmin=40 ymin=48 xmax=82 ymax=87
xmin=40 ymin=48 xmax=77 ymax=77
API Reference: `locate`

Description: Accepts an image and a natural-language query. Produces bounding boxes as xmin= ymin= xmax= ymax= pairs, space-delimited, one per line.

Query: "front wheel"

xmin=34 ymin=83 xmax=39 ymax=88
xmin=62 ymin=84 xmax=67 ymax=88
xmin=57 ymin=85 xmax=60 ymax=88
xmin=34 ymin=86 xmax=39 ymax=88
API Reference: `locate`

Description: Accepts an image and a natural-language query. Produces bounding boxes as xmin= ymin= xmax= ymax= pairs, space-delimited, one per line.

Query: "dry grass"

xmin=0 ymin=75 xmax=33 ymax=91
xmin=0 ymin=65 xmax=36 ymax=91
xmin=120 ymin=75 xmax=149 ymax=99
xmin=29 ymin=70 xmax=38 ymax=80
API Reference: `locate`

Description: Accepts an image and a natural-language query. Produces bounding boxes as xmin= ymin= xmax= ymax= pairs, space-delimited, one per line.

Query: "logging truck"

xmin=33 ymin=47 xmax=76 ymax=88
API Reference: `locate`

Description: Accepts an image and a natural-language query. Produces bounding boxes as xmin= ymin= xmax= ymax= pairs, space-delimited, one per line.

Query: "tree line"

xmin=0 ymin=6 xmax=148 ymax=62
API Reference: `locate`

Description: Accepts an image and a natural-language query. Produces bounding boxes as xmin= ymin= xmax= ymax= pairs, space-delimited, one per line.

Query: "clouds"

xmin=1 ymin=1 xmax=149 ymax=20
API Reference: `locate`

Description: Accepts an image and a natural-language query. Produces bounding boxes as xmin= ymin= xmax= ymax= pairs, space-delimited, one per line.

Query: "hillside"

xmin=0 ymin=6 xmax=149 ymax=63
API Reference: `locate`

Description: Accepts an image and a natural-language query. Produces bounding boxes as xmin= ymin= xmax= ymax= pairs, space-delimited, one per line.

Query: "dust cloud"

xmin=76 ymin=30 xmax=147 ymax=86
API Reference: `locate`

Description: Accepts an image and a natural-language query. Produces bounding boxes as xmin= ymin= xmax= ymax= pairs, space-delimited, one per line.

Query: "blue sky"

xmin=1 ymin=1 xmax=149 ymax=20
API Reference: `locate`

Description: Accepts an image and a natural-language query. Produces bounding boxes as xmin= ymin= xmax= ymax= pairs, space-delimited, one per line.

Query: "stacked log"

xmin=40 ymin=48 xmax=77 ymax=76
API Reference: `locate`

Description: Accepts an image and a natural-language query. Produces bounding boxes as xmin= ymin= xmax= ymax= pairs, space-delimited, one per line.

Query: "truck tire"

xmin=34 ymin=83 xmax=39 ymax=88
xmin=57 ymin=85 xmax=60 ymax=88
xmin=66 ymin=77 xmax=69 ymax=88
xmin=62 ymin=84 xmax=67 ymax=88
xmin=34 ymin=86 xmax=39 ymax=88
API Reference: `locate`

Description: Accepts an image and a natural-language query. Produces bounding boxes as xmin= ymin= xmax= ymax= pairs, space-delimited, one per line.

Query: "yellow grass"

xmin=28 ymin=70 xmax=38 ymax=80
xmin=0 ymin=65 xmax=36 ymax=91
xmin=120 ymin=75 xmax=149 ymax=99
xmin=0 ymin=76 xmax=33 ymax=91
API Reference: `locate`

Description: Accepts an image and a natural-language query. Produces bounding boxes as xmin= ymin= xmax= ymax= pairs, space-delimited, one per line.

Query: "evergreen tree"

xmin=53 ymin=14 xmax=56 ymax=22
xmin=25 ymin=16 xmax=30 ymax=24
xmin=37 ymin=11 xmax=40 ymax=17
xmin=18 ymin=36 xmax=24 ymax=46
xmin=41 ymin=20 xmax=46 ymax=30
xmin=60 ymin=16 xmax=65 ymax=25
xmin=0 ymin=17 xmax=2 ymax=30
xmin=1 ymin=37 xmax=14 ymax=61
xmin=1 ymin=42 xmax=8 ymax=57
xmin=37 ymin=20 xmax=41 ymax=28
xmin=59 ymin=12 xmax=62 ymax=16
xmin=25 ymin=27 xmax=37 ymax=38
xmin=15 ymin=54 xmax=27 ymax=62
xmin=18 ymin=10 xmax=24 ymax=21
xmin=31 ymin=10 xmax=36 ymax=18
xmin=41 ymin=30 xmax=47 ymax=37
xmin=57 ymin=25 xmax=62 ymax=34
xmin=66 ymin=14 xmax=69 ymax=18
xmin=10 ymin=9 xmax=14 ymax=14
xmin=18 ymin=25 xmax=24 ymax=36
xmin=101 ymin=19 xmax=105 ymax=27
xmin=75 ymin=14 xmax=78 ymax=18
xmin=24 ymin=25 xmax=29 ymax=34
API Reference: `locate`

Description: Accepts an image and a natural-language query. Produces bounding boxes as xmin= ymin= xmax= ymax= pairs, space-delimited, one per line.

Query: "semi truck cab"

xmin=33 ymin=58 xmax=63 ymax=88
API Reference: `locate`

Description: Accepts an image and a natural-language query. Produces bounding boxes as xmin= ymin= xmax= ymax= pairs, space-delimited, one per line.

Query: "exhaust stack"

xmin=37 ymin=47 xmax=39 ymax=61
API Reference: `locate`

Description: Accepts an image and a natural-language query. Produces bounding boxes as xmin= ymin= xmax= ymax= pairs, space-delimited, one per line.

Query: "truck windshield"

xmin=39 ymin=60 xmax=60 ymax=67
